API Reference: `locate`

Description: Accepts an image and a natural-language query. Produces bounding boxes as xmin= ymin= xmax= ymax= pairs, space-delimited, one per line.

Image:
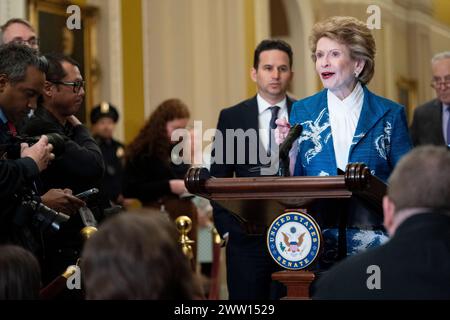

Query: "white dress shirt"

xmin=327 ymin=82 xmax=364 ymax=171
xmin=257 ymin=94 xmax=288 ymax=151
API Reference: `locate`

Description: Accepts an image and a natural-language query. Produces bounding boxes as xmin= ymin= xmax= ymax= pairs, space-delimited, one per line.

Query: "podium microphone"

xmin=278 ymin=124 xmax=302 ymax=176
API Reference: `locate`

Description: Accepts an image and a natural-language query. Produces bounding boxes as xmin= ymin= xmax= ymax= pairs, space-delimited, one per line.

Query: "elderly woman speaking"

xmin=276 ymin=16 xmax=412 ymax=268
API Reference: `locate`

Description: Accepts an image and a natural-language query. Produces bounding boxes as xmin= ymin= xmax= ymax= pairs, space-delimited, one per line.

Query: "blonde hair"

xmin=309 ymin=16 xmax=376 ymax=85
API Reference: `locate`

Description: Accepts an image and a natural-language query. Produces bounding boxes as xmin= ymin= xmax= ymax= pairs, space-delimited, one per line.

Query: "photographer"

xmin=0 ymin=43 xmax=84 ymax=257
xmin=21 ymin=53 xmax=105 ymax=286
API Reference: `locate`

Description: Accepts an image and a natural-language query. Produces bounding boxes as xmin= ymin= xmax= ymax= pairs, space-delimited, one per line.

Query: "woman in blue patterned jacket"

xmin=276 ymin=16 xmax=412 ymax=268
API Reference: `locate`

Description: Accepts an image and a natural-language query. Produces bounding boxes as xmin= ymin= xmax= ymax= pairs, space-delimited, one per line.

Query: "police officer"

xmin=90 ymin=102 xmax=126 ymax=205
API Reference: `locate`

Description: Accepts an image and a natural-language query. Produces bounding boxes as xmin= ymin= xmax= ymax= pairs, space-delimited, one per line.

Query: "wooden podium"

xmin=185 ymin=163 xmax=386 ymax=299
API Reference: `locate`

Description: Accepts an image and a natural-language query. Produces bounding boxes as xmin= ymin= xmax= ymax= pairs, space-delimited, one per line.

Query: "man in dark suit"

xmin=313 ymin=146 xmax=450 ymax=300
xmin=410 ymin=52 xmax=450 ymax=146
xmin=210 ymin=39 xmax=295 ymax=299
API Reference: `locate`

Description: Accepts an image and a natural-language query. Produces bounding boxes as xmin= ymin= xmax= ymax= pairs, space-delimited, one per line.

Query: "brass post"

xmin=175 ymin=216 xmax=195 ymax=260
xmin=80 ymin=225 xmax=98 ymax=241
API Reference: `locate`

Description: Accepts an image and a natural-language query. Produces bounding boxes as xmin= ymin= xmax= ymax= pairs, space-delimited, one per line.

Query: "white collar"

xmin=257 ymin=94 xmax=287 ymax=114
xmin=328 ymin=82 xmax=364 ymax=109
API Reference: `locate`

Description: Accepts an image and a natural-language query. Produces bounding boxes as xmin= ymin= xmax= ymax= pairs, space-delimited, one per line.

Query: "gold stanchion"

xmin=80 ymin=225 xmax=98 ymax=241
xmin=175 ymin=216 xmax=195 ymax=261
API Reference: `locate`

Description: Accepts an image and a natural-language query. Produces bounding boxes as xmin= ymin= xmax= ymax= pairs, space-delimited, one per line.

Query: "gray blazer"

xmin=410 ymin=99 xmax=446 ymax=146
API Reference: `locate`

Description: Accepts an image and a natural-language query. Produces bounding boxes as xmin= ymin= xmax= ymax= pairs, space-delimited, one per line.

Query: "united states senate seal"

xmin=267 ymin=211 xmax=321 ymax=270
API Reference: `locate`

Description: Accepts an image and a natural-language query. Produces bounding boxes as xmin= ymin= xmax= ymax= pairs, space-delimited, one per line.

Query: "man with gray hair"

xmin=410 ymin=52 xmax=450 ymax=146
xmin=312 ymin=146 xmax=450 ymax=299
xmin=0 ymin=18 xmax=39 ymax=50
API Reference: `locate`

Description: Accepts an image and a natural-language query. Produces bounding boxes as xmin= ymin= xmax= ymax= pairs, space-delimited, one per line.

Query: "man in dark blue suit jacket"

xmin=210 ymin=39 xmax=295 ymax=299
xmin=410 ymin=52 xmax=450 ymax=147
xmin=313 ymin=146 xmax=450 ymax=299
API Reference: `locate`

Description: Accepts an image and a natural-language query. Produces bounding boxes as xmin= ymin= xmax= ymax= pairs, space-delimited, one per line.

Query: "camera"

xmin=16 ymin=133 xmax=66 ymax=157
xmin=75 ymin=188 xmax=99 ymax=200
xmin=14 ymin=189 xmax=70 ymax=232
xmin=0 ymin=133 xmax=66 ymax=160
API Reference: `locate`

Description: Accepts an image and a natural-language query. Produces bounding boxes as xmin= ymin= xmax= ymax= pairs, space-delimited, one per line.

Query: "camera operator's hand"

xmin=41 ymin=188 xmax=86 ymax=216
xmin=20 ymin=135 xmax=55 ymax=172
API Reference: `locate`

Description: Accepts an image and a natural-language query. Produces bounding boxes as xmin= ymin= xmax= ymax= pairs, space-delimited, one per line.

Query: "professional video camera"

xmin=14 ymin=188 xmax=70 ymax=232
xmin=0 ymin=132 xmax=69 ymax=232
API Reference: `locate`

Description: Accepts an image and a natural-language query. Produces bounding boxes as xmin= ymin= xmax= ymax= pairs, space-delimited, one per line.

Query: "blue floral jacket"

xmin=291 ymin=86 xmax=412 ymax=182
xmin=290 ymin=86 xmax=413 ymax=264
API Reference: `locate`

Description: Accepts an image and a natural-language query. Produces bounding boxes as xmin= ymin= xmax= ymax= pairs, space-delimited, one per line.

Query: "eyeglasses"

xmin=12 ymin=37 xmax=40 ymax=48
xmin=50 ymin=80 xmax=85 ymax=94
xmin=431 ymin=76 xmax=450 ymax=89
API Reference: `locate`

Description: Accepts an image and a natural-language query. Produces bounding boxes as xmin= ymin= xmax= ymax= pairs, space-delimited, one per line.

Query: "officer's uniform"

xmin=90 ymin=102 xmax=125 ymax=205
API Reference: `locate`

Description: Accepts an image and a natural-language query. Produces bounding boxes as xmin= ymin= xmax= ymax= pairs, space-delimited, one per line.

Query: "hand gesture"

xmin=274 ymin=118 xmax=291 ymax=145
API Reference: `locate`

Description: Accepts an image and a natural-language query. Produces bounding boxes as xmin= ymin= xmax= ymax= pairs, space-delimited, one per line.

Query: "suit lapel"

xmin=287 ymin=96 xmax=294 ymax=117
xmin=349 ymin=86 xmax=388 ymax=155
xmin=242 ymin=96 xmax=263 ymax=166
xmin=430 ymin=100 xmax=445 ymax=144
xmin=243 ymin=96 xmax=259 ymax=131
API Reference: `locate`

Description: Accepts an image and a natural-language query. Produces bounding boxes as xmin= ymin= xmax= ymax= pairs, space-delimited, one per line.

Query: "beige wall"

xmin=0 ymin=0 xmax=26 ymax=23
xmin=87 ymin=0 xmax=125 ymax=141
xmin=277 ymin=0 xmax=317 ymax=98
xmin=142 ymin=0 xmax=248 ymax=134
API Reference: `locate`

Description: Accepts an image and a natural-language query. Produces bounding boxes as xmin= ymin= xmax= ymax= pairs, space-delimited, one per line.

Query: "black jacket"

xmin=94 ymin=135 xmax=125 ymax=204
xmin=410 ymin=99 xmax=447 ymax=146
xmin=21 ymin=105 xmax=105 ymax=284
xmin=0 ymin=119 xmax=42 ymax=254
xmin=123 ymin=151 xmax=189 ymax=205
xmin=312 ymin=212 xmax=450 ymax=300
xmin=21 ymin=106 xmax=105 ymax=194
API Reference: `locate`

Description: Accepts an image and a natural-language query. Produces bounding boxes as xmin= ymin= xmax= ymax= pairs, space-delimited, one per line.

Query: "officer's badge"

xmin=267 ymin=211 xmax=321 ymax=270
xmin=100 ymin=101 xmax=110 ymax=113
xmin=116 ymin=146 xmax=125 ymax=158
